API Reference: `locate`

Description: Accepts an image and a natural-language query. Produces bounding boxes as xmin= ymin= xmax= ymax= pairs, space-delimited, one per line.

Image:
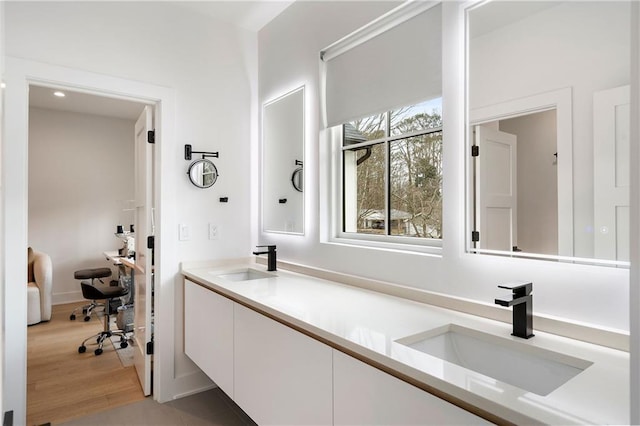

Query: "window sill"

xmin=324 ymin=234 xmax=442 ymax=257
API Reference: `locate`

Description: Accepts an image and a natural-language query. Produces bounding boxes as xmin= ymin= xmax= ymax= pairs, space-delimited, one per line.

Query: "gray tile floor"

xmin=58 ymin=388 xmax=257 ymax=426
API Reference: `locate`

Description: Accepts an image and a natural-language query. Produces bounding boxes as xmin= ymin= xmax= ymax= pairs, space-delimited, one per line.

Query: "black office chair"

xmin=77 ymin=282 xmax=131 ymax=356
xmin=69 ymin=267 xmax=113 ymax=321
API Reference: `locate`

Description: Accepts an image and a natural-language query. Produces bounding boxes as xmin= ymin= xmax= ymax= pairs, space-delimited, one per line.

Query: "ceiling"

xmin=29 ymin=85 xmax=147 ymax=120
xmin=176 ymin=1 xmax=294 ymax=32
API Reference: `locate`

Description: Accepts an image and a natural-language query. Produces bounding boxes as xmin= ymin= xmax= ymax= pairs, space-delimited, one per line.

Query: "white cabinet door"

xmin=334 ymin=350 xmax=490 ymax=425
xmin=184 ymin=279 xmax=234 ymax=397
xmin=234 ymin=304 xmax=333 ymax=426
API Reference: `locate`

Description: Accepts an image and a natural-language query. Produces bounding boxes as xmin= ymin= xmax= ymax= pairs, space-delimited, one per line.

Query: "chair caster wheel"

xmin=95 ymin=348 xmax=103 ymax=356
xmin=84 ymin=316 xmax=91 ymax=322
xmin=70 ymin=314 xmax=76 ymax=321
xmin=78 ymin=345 xmax=86 ymax=353
xmin=120 ymin=341 xmax=128 ymax=349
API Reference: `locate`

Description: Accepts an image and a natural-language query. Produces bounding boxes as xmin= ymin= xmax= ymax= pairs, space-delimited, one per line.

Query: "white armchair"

xmin=27 ymin=247 xmax=52 ymax=325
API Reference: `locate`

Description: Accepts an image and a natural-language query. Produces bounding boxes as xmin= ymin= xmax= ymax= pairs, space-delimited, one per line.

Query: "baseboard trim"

xmin=171 ymin=384 xmax=217 ymax=401
xmin=52 ymin=291 xmax=83 ymax=306
xmin=160 ymin=370 xmax=216 ymax=403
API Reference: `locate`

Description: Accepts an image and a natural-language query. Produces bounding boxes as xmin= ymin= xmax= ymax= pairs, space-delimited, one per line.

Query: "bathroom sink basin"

xmin=214 ymin=268 xmax=275 ymax=282
xmin=395 ymin=324 xmax=592 ymax=396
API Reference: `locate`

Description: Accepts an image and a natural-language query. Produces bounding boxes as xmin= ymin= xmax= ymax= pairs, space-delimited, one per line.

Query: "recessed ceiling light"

xmin=53 ymin=91 xmax=66 ymax=98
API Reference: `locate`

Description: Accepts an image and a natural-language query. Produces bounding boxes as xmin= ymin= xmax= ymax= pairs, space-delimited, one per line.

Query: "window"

xmin=342 ymin=98 xmax=443 ymax=241
xmin=320 ymin=1 xmax=443 ymax=251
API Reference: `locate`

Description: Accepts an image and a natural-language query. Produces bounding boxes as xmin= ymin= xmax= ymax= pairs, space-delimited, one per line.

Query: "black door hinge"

xmin=147 ymin=235 xmax=155 ymax=250
xmin=3 ymin=410 xmax=13 ymax=426
xmin=146 ymin=341 xmax=154 ymax=355
xmin=147 ymin=130 xmax=155 ymax=144
xmin=472 ymin=231 xmax=480 ymax=242
xmin=471 ymin=145 xmax=479 ymax=157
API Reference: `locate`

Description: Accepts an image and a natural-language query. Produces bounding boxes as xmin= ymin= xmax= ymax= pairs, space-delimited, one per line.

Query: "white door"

xmin=594 ymin=85 xmax=630 ymax=261
xmin=475 ymin=125 xmax=518 ymax=251
xmin=133 ymin=106 xmax=154 ymax=395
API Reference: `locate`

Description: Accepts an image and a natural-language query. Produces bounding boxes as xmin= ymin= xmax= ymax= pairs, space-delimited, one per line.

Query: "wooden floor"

xmin=27 ymin=302 xmax=145 ymax=426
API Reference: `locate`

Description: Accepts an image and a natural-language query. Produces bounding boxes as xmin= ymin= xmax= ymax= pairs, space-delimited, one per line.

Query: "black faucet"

xmin=252 ymin=245 xmax=277 ymax=271
xmin=495 ymin=282 xmax=534 ymax=339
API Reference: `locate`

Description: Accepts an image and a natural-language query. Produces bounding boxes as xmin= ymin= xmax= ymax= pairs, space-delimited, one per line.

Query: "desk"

xmin=104 ymin=251 xmax=135 ymax=305
xmin=105 ymin=250 xmax=142 ymax=273
xmin=104 ymin=250 xmax=126 ymax=265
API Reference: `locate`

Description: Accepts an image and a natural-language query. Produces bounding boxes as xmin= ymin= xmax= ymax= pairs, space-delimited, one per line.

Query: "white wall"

xmin=499 ymin=110 xmax=558 ymax=255
xmin=257 ymin=2 xmax=630 ymax=332
xmin=4 ymin=1 xmax=255 ymax=420
xmin=28 ymin=107 xmax=134 ymax=303
xmin=6 ymin=0 xmax=253 ymax=261
xmin=257 ymin=1 xmax=401 ymax=244
xmin=0 ymin=0 xmax=5 ymax=421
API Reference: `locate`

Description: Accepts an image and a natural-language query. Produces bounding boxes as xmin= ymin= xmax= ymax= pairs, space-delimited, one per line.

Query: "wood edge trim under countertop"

xmin=259 ymin=258 xmax=629 ymax=352
xmin=184 ymin=276 xmax=520 ymax=426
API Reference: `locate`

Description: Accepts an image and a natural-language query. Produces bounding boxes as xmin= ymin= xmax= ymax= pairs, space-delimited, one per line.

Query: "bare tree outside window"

xmin=343 ymin=98 xmax=443 ymax=239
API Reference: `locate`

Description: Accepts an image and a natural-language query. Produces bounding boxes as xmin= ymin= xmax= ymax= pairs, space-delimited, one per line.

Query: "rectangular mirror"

xmin=466 ymin=1 xmax=631 ymax=266
xmin=262 ymin=86 xmax=305 ymax=234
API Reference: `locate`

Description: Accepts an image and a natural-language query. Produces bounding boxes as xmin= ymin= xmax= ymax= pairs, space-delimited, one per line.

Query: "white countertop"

xmin=181 ymin=262 xmax=628 ymax=425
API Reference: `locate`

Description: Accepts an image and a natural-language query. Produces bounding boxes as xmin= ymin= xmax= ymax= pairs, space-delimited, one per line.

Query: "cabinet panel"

xmin=234 ymin=304 xmax=333 ymax=425
xmin=334 ymin=350 xmax=490 ymax=425
xmin=184 ymin=279 xmax=234 ymax=397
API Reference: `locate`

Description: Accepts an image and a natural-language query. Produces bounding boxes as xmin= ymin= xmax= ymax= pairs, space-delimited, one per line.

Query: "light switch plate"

xmin=209 ymin=223 xmax=218 ymax=240
xmin=179 ymin=223 xmax=190 ymax=241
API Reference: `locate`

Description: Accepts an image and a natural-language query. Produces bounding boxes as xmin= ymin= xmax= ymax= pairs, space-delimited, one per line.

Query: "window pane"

xmin=390 ymin=97 xmax=442 ymax=136
xmin=389 ymin=132 xmax=442 ymax=238
xmin=344 ymin=112 xmax=387 ymax=146
xmin=343 ymin=143 xmax=386 ymax=234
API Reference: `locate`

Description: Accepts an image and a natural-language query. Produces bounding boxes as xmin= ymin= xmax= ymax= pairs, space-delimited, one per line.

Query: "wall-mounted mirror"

xmin=262 ymin=86 xmax=305 ymax=234
xmin=466 ymin=1 xmax=630 ymax=266
xmin=188 ymin=158 xmax=218 ymax=188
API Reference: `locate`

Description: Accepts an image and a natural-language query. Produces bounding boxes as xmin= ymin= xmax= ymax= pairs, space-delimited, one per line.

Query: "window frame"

xmin=330 ymin=106 xmax=444 ymax=255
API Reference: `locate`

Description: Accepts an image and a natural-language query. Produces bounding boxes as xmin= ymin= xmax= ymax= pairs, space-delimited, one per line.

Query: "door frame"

xmin=468 ymin=87 xmax=573 ymax=257
xmin=2 ymin=57 xmax=176 ymax=423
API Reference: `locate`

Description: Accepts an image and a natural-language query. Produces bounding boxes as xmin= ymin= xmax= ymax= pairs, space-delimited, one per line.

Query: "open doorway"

xmin=473 ymin=109 xmax=558 ymax=255
xmin=3 ymin=58 xmax=175 ymax=424
xmin=468 ymin=87 xmax=573 ymax=258
xmin=26 ymin=85 xmax=153 ymax=424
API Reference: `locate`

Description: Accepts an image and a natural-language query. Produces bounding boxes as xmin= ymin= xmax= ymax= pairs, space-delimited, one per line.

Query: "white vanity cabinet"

xmin=184 ymin=276 xmax=488 ymax=425
xmin=184 ymin=279 xmax=235 ymax=397
xmin=333 ymin=351 xmax=490 ymax=425
xmin=233 ymin=304 xmax=333 ymax=426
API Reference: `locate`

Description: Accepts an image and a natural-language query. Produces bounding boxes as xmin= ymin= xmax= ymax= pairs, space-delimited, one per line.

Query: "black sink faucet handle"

xmin=498 ymin=282 xmax=532 ymax=297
